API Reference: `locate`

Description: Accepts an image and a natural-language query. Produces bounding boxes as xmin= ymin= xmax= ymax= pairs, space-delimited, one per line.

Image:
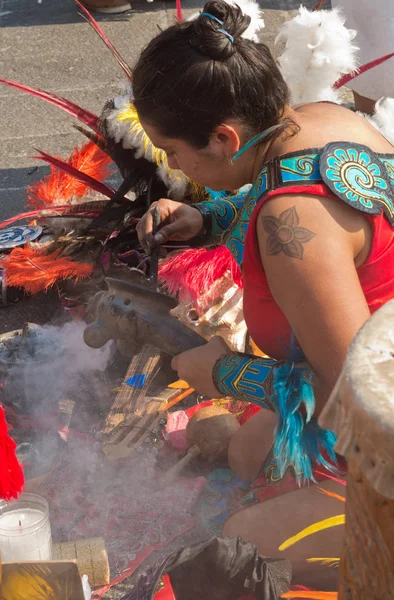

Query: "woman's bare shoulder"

xmin=277 ymin=103 xmax=394 ymax=156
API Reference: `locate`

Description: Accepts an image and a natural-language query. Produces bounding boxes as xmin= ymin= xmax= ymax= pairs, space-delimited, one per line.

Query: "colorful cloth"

xmin=200 ymin=453 xmax=347 ymax=537
xmin=40 ymin=435 xmax=206 ymax=599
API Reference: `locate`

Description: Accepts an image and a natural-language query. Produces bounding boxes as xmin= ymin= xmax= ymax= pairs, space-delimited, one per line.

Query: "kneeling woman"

xmin=134 ymin=0 xmax=394 ymax=588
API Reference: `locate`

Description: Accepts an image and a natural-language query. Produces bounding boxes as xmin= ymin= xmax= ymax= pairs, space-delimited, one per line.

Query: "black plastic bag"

xmin=121 ymin=536 xmax=291 ymax=600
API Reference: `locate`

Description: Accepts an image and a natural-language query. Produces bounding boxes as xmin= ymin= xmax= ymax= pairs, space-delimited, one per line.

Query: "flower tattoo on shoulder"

xmin=261 ymin=206 xmax=315 ymax=260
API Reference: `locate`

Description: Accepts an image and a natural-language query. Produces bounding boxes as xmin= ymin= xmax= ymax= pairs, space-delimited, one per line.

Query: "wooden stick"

xmin=159 ymin=445 xmax=201 ymax=488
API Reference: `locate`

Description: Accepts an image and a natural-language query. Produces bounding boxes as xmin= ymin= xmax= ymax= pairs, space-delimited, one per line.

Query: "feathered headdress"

xmin=103 ymin=99 xmax=206 ymax=201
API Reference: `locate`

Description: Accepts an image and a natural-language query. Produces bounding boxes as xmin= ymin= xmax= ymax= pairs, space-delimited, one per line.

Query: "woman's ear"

xmin=209 ymin=123 xmax=241 ymax=159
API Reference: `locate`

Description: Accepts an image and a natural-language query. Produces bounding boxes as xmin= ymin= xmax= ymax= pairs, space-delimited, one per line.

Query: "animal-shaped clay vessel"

xmin=83 ymin=274 xmax=206 ymax=357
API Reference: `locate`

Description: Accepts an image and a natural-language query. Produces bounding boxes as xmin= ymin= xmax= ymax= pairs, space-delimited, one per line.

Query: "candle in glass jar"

xmin=0 ymin=493 xmax=52 ymax=561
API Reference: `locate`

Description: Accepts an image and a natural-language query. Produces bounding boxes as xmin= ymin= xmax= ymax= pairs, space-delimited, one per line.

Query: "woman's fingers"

xmin=154 ymin=220 xmax=184 ymax=245
xmin=137 ymin=198 xmax=205 ymax=248
xmin=136 ymin=201 xmax=158 ymax=244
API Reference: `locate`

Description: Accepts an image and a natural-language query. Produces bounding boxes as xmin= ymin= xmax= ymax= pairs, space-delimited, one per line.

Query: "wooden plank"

xmin=104 ymin=344 xmax=160 ymax=433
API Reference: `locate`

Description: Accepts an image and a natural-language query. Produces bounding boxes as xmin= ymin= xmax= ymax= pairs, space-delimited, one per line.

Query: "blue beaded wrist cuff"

xmin=212 ymin=352 xmax=277 ymax=410
xmin=193 ymin=197 xmax=242 ymax=236
xmin=212 ymin=352 xmax=338 ymax=483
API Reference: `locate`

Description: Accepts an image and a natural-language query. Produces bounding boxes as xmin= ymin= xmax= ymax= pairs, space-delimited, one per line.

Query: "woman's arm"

xmin=136 ymin=190 xmax=249 ymax=247
xmin=256 ymin=192 xmax=371 ymax=414
xmin=193 ymin=190 xmax=249 ymax=237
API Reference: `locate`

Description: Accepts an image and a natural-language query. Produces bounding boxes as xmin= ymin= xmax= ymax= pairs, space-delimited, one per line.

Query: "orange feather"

xmin=281 ymin=592 xmax=338 ymax=599
xmin=317 ymin=487 xmax=346 ymax=503
xmin=27 ymin=141 xmax=113 ymax=208
xmin=0 ymin=246 xmax=93 ymax=295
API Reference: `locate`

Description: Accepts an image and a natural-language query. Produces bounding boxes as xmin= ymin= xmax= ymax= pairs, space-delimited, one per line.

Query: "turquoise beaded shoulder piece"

xmin=224 ymin=167 xmax=268 ymax=265
xmin=320 ymin=142 xmax=394 ymax=225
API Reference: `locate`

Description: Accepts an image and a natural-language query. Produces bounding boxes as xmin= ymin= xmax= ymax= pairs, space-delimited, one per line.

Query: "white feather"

xmin=276 ymin=7 xmax=359 ymax=105
xmin=360 ymin=98 xmax=394 ymax=145
xmin=188 ymin=0 xmax=264 ymax=42
xmin=105 ymin=96 xmax=136 ymax=149
xmin=157 ymin=162 xmax=189 ymax=200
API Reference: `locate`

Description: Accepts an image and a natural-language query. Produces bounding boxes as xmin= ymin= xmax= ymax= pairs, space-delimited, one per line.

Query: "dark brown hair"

xmin=133 ymin=0 xmax=290 ymax=149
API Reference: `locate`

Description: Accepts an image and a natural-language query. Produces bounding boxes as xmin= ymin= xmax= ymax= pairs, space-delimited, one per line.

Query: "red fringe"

xmin=0 ymin=406 xmax=24 ymax=501
xmin=28 ymin=141 xmax=113 ymax=209
xmin=176 ymin=0 xmax=183 ymax=21
xmin=158 ymin=246 xmax=243 ymax=307
xmin=0 ymin=78 xmax=99 ymax=133
xmin=0 ymin=246 xmax=94 ymax=295
xmin=74 ymin=0 xmax=132 ymax=79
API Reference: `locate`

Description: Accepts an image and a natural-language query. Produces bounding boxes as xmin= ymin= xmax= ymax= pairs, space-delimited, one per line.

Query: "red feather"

xmin=0 ymin=78 xmax=100 ymax=132
xmin=176 ymin=0 xmax=183 ymax=21
xmin=0 ymin=406 xmax=24 ymax=501
xmin=334 ymin=52 xmax=394 ymax=90
xmin=0 ymin=246 xmax=94 ymax=295
xmin=33 ymin=148 xmax=118 ymax=202
xmin=158 ymin=246 xmax=243 ymax=307
xmin=75 ymin=0 xmax=132 ymax=79
xmin=28 ymin=141 xmax=114 ymax=208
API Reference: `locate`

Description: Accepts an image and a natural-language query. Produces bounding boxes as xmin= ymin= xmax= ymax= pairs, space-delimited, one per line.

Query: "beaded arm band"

xmin=192 ymin=194 xmax=247 ymax=237
xmin=213 ymin=352 xmax=277 ymax=410
xmin=213 ymin=352 xmax=338 ymax=482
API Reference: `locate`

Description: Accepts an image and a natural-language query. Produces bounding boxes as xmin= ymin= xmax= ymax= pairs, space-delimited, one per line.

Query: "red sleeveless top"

xmin=243 ymin=183 xmax=394 ymax=359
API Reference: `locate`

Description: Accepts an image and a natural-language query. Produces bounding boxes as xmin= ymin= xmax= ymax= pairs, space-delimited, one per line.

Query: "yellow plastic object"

xmin=278 ymin=515 xmax=345 ymax=551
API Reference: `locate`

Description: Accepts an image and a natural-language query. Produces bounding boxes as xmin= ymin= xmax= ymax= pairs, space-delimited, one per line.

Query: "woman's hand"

xmin=136 ymin=199 xmax=205 ymax=250
xmin=171 ymin=336 xmax=231 ymax=398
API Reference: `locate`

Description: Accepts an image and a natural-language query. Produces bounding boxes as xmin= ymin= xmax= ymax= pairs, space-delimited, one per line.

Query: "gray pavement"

xmin=0 ymin=0 xmax=322 ymax=217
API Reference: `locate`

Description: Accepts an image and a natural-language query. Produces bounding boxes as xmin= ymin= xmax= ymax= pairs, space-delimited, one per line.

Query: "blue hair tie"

xmin=199 ymin=12 xmax=234 ymax=43
xmin=200 ymin=12 xmax=224 ymax=25
xmin=218 ymin=28 xmax=234 ymax=43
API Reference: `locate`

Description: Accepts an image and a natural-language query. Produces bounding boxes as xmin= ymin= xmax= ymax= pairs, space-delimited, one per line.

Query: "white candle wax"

xmin=0 ymin=494 xmax=52 ymax=561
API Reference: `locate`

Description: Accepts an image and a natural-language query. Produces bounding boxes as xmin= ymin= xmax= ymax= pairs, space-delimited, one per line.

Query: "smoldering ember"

xmin=0 ymin=0 xmax=393 ymax=599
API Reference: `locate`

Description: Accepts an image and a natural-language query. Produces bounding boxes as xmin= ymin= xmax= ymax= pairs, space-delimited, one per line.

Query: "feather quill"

xmin=0 ymin=78 xmax=100 ymax=133
xmin=278 ymin=515 xmax=345 ymax=551
xmin=334 ymin=52 xmax=394 ymax=90
xmin=28 ymin=142 xmax=113 ymax=208
xmin=74 ymin=0 xmax=132 ymax=79
xmin=0 ymin=246 xmax=93 ymax=295
xmin=276 ymin=7 xmax=358 ymax=104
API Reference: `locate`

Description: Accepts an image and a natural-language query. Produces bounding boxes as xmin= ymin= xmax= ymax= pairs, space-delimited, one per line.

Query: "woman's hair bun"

xmin=190 ymin=0 xmax=251 ymax=60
